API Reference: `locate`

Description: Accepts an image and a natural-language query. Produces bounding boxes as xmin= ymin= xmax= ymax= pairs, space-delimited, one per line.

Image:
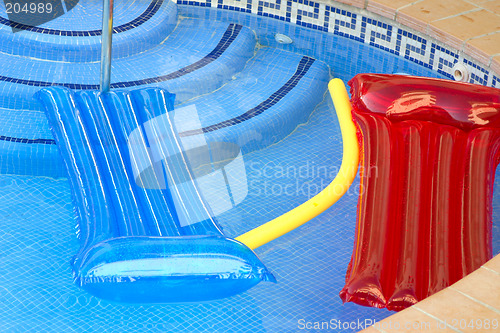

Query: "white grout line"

xmin=449 ymin=287 xmax=500 ymax=315
xmin=463 ymin=0 xmax=500 ymax=16
xmin=461 ymin=29 xmax=500 ymax=63
xmin=464 ymin=30 xmax=500 ymax=43
xmin=372 ymin=326 xmax=387 ymax=333
xmin=412 ymin=306 xmax=463 ymax=333
xmin=398 ymin=0 xmax=425 ymax=11
xmin=394 ymin=0 xmax=425 ymax=21
xmin=476 ymin=4 xmax=500 ymax=16
xmin=432 ymin=7 xmax=482 ymax=22
xmin=481 ymin=265 xmax=500 ymax=275
xmin=462 ymin=0 xmax=483 ymax=8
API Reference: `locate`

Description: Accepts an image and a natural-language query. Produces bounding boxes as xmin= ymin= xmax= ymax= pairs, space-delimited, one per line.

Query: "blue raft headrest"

xmin=76 ymin=235 xmax=275 ymax=303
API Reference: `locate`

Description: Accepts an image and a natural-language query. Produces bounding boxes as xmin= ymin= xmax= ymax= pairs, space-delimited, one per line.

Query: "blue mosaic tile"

xmin=180 ymin=56 xmax=315 ymax=136
xmin=177 ymin=0 xmax=212 ymax=7
xmin=257 ymin=0 xmax=292 ymax=21
xmin=0 ymin=135 xmax=55 ymax=145
xmin=430 ymin=43 xmax=459 ymax=79
xmin=292 ymin=0 xmax=327 ymax=31
xmin=397 ymin=29 xmax=432 ymax=69
xmin=175 ymin=0 xmax=499 ymax=87
xmin=0 ymin=24 xmax=243 ymax=90
xmin=217 ymin=0 xmax=252 ymax=12
xmin=464 ymin=58 xmax=489 ymax=85
xmin=0 ymin=0 xmax=163 ymax=36
xmin=326 ymin=6 xmax=364 ymax=43
xmin=363 ymin=16 xmax=397 ymax=54
xmin=493 ymin=75 xmax=500 ymax=88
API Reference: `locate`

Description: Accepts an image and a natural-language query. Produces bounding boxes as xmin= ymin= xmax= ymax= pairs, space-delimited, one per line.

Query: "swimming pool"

xmin=0 ymin=0 xmax=498 ymax=331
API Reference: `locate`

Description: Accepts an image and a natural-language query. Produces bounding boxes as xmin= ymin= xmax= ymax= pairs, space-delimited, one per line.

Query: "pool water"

xmin=0 ymin=1 xmax=498 ymax=332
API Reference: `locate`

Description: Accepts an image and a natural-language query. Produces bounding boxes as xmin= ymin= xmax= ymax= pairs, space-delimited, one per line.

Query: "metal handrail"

xmin=100 ymin=0 xmax=114 ymax=93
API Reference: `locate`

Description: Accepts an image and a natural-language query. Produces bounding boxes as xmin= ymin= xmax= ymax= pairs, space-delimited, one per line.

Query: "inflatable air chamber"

xmin=341 ymin=74 xmax=500 ymax=311
xmin=37 ymin=87 xmax=275 ymax=303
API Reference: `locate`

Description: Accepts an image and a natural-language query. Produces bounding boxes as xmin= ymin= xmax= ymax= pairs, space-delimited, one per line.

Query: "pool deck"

xmin=332 ymin=0 xmax=500 ymax=331
xmin=336 ymin=0 xmax=500 ymax=76
xmin=363 ymin=255 xmax=500 ymax=332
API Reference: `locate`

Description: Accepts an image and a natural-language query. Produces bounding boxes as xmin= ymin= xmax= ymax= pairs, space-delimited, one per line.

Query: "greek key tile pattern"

xmin=176 ymin=0 xmax=499 ymax=87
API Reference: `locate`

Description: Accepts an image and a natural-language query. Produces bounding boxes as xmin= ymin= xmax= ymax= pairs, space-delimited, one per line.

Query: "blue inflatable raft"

xmin=37 ymin=87 xmax=275 ymax=303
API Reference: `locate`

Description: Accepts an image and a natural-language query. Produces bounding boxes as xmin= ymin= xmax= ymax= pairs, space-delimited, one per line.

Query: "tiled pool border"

xmin=175 ymin=0 xmax=500 ymax=88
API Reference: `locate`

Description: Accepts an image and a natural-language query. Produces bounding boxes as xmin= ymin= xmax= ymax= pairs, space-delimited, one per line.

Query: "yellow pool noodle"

xmin=235 ymin=78 xmax=360 ymax=250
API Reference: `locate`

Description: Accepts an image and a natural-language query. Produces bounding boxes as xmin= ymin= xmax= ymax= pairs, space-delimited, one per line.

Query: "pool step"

xmin=0 ymin=0 xmax=177 ymax=62
xmin=175 ymin=48 xmax=331 ymax=153
xmin=0 ymin=18 xmax=256 ymax=110
xmin=0 ymin=48 xmax=330 ymax=177
xmin=0 ymin=109 xmax=61 ymax=176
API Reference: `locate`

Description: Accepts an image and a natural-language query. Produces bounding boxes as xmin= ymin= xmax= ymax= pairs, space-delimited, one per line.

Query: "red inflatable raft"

xmin=341 ymin=74 xmax=500 ymax=311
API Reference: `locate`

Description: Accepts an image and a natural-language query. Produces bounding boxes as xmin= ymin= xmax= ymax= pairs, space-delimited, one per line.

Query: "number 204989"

xmin=5 ymin=2 xmax=53 ymax=14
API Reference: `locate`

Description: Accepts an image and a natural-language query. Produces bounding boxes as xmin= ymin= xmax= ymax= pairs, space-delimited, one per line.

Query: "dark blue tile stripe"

xmin=2 ymin=53 xmax=314 ymax=146
xmin=179 ymin=56 xmax=316 ymax=137
xmin=0 ymin=0 xmax=163 ymax=36
xmin=0 ymin=24 xmax=244 ymax=146
xmin=0 ymin=135 xmax=56 ymax=145
xmin=0 ymin=23 xmax=242 ymax=90
xmin=110 ymin=23 xmax=242 ymax=87
xmin=0 ymin=75 xmax=98 ymax=89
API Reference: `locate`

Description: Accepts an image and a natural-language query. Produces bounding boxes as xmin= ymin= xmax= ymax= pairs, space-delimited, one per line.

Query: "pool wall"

xmin=175 ymin=0 xmax=500 ymax=88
